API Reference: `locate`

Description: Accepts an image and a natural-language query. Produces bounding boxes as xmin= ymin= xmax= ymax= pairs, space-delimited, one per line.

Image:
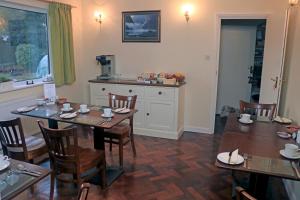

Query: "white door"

xmin=216 ymin=25 xmax=256 ymax=113
xmin=145 ymin=101 xmax=174 ymax=131
xmin=259 ymin=14 xmax=288 ymax=107
xmin=134 ymin=101 xmax=145 ymax=128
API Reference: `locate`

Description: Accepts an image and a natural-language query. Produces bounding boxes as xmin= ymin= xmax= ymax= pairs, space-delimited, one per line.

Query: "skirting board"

xmin=283 ymin=179 xmax=298 ymax=200
xmin=134 ymin=127 xmax=184 ymax=140
xmin=184 ymin=126 xmax=212 ymax=134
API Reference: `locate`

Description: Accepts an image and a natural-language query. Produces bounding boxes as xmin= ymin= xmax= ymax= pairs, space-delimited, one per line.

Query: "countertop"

xmin=88 ymin=79 xmax=186 ymax=88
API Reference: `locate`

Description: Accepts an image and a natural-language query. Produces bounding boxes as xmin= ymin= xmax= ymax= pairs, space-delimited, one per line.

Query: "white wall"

xmin=216 ymin=24 xmax=256 ymax=114
xmin=280 ymin=7 xmax=300 ymax=200
xmin=80 ymin=0 xmax=288 ymax=133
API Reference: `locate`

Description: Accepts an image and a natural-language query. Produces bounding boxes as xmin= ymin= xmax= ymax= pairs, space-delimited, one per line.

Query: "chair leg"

xmin=50 ymin=172 xmax=55 ymax=200
xmin=119 ymin=137 xmax=123 ymax=167
xmin=130 ymin=134 xmax=137 ymax=157
xmin=109 ymin=138 xmax=113 ymax=152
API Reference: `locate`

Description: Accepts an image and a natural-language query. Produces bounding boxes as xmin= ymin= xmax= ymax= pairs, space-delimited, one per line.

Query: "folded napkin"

xmin=229 ymin=149 xmax=239 ymax=164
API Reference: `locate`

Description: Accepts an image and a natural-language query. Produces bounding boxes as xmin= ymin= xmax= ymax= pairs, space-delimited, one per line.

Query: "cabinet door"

xmin=91 ymin=96 xmax=108 ymax=106
xmin=145 ymin=101 xmax=175 ymax=131
xmin=133 ymin=101 xmax=145 ymax=128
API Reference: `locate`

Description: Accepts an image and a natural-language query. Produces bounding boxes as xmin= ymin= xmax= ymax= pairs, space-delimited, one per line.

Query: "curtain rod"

xmin=37 ymin=0 xmax=77 ymax=8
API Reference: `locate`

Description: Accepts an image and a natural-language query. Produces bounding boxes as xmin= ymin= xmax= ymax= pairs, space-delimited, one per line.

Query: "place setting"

xmin=280 ymin=144 xmax=300 ymax=160
xmin=113 ymin=107 xmax=131 ymax=114
xmin=217 ymin=149 xmax=245 ymax=165
xmin=77 ymin=104 xmax=90 ymax=114
xmin=101 ymin=108 xmax=114 ymax=118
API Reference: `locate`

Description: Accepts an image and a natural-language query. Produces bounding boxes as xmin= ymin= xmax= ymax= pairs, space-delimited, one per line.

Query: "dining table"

xmin=215 ymin=113 xmax=300 ymax=199
xmin=0 ymin=158 xmax=51 ymax=200
xmin=11 ymin=102 xmax=136 ymax=186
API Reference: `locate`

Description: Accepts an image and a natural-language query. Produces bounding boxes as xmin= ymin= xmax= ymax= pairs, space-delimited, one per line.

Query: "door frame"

xmin=210 ymin=13 xmax=270 ymax=133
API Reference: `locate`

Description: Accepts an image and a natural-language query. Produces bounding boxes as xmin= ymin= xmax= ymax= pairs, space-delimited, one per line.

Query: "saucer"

xmin=113 ymin=108 xmax=130 ymax=114
xmin=0 ymin=160 xmax=10 ymax=171
xmin=280 ymin=150 xmax=300 ymax=159
xmin=239 ymin=119 xmax=254 ymax=124
xmin=78 ymin=109 xmax=90 ymax=114
xmin=61 ymin=107 xmax=73 ymax=112
xmin=217 ymin=152 xmax=244 ymax=165
xmin=60 ymin=112 xmax=77 ymax=119
xmin=17 ymin=106 xmax=36 ymax=113
xmin=277 ymin=132 xmax=291 ymax=139
xmin=101 ymin=114 xmax=114 ymax=118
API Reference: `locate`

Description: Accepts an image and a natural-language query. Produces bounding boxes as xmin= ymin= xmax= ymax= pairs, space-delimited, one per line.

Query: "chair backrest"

xmin=236 ymin=186 xmax=257 ymax=200
xmin=240 ymin=100 xmax=276 ymax=120
xmin=0 ymin=118 xmax=28 ymax=160
xmin=78 ymin=183 xmax=90 ymax=200
xmin=108 ymin=93 xmax=137 ymax=109
xmin=38 ymin=121 xmax=79 ymax=173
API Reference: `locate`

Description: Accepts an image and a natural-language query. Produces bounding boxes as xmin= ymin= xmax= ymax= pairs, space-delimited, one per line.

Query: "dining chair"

xmin=37 ymin=121 xmax=106 ymax=198
xmin=236 ymin=186 xmax=257 ymax=200
xmin=240 ymin=100 xmax=277 ymax=120
xmin=78 ymin=183 xmax=90 ymax=200
xmin=104 ymin=93 xmax=137 ymax=167
xmin=0 ymin=118 xmax=48 ymax=163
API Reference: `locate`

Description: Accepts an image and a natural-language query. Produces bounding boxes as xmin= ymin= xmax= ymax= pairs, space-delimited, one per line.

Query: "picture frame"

xmin=122 ymin=10 xmax=161 ymax=43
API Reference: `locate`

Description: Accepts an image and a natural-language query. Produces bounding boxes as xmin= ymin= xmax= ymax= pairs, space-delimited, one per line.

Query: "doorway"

xmin=215 ymin=19 xmax=267 ymax=130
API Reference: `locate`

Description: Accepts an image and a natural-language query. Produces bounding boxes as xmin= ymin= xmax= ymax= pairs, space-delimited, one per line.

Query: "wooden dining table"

xmin=0 ymin=159 xmax=50 ymax=200
xmin=11 ymin=102 xmax=136 ymax=186
xmin=215 ymin=113 xmax=300 ymax=199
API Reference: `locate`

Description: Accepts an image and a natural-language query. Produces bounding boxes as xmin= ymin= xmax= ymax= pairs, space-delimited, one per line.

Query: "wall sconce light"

xmin=94 ymin=11 xmax=102 ymax=25
xmin=182 ymin=4 xmax=193 ymax=23
xmin=289 ymin=0 xmax=299 ymax=6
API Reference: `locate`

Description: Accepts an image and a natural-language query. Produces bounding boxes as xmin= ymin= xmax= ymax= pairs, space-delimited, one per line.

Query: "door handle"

xmin=271 ymin=76 xmax=278 ymax=89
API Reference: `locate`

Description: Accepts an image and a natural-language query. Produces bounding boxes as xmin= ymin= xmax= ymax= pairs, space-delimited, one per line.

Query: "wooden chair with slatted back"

xmin=78 ymin=183 xmax=90 ymax=200
xmin=240 ymin=100 xmax=277 ymax=120
xmin=38 ymin=121 xmax=106 ymax=198
xmin=0 ymin=118 xmax=47 ymax=163
xmin=103 ymin=93 xmax=137 ymax=167
xmin=236 ymin=186 xmax=257 ymax=200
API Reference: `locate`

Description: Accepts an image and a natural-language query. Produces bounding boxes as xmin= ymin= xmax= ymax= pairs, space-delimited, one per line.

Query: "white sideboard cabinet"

xmin=89 ymin=80 xmax=185 ymax=140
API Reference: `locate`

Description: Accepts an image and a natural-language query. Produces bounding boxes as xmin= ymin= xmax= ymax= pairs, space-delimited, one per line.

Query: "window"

xmin=0 ymin=4 xmax=50 ymax=83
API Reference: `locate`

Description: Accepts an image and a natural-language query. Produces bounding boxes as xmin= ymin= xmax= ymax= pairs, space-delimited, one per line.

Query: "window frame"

xmin=0 ymin=1 xmax=52 ymax=88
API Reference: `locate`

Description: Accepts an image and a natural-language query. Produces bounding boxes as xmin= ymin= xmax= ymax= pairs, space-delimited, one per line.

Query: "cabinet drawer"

xmin=114 ymin=85 xmax=145 ymax=99
xmin=90 ymin=83 xmax=114 ymax=97
xmin=146 ymin=87 xmax=175 ymax=101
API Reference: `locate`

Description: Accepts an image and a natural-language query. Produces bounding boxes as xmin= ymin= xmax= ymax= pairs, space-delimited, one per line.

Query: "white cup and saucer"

xmin=0 ymin=155 xmax=10 ymax=171
xmin=101 ymin=108 xmax=114 ymax=118
xmin=61 ymin=103 xmax=73 ymax=112
xmin=239 ymin=114 xmax=253 ymax=124
xmin=78 ymin=104 xmax=90 ymax=114
xmin=280 ymin=144 xmax=300 ymax=159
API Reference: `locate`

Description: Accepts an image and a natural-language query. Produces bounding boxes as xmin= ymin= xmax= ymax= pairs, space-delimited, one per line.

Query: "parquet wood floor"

xmin=13 ymin=128 xmax=288 ymax=200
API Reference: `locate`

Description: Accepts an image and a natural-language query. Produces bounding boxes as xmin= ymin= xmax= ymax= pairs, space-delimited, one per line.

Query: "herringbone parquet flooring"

xmin=14 ymin=128 xmax=288 ymax=200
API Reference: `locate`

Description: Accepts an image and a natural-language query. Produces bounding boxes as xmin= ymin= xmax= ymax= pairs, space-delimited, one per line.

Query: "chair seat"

xmin=7 ymin=136 xmax=46 ymax=153
xmin=78 ymin=147 xmax=105 ymax=172
xmin=104 ymin=123 xmax=130 ymax=137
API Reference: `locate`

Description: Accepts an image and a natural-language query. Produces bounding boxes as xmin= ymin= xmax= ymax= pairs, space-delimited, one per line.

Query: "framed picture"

xmin=122 ymin=10 xmax=161 ymax=42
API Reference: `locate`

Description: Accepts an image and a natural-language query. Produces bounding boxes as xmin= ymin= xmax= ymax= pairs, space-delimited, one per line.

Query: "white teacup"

xmin=63 ymin=103 xmax=71 ymax=110
xmin=104 ymin=108 xmax=112 ymax=117
xmin=284 ymin=144 xmax=300 ymax=157
xmin=80 ymin=104 xmax=88 ymax=112
xmin=0 ymin=155 xmax=9 ymax=165
xmin=240 ymin=114 xmax=251 ymax=122
xmin=36 ymin=98 xmax=45 ymax=106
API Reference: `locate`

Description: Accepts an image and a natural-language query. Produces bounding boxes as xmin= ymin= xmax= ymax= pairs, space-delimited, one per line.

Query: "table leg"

xmin=48 ymin=119 xmax=58 ymax=129
xmin=92 ymin=127 xmax=124 ymax=186
xmin=249 ymin=173 xmax=269 ymax=199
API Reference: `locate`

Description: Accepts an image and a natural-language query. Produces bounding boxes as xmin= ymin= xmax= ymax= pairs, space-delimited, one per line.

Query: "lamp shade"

xmin=289 ymin=0 xmax=299 ymax=5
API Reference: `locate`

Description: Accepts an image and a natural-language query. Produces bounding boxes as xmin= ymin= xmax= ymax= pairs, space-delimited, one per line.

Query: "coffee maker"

xmin=96 ymin=55 xmax=115 ymax=80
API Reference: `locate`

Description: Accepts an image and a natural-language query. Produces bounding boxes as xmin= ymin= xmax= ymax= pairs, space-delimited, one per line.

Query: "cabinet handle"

xmin=102 ymin=88 xmax=106 ymax=91
xmin=146 ymin=113 xmax=150 ymax=116
xmin=129 ymin=89 xmax=133 ymax=93
xmin=158 ymin=91 xmax=162 ymax=95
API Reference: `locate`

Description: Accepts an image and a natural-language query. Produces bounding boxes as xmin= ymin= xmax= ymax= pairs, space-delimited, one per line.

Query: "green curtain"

xmin=49 ymin=2 xmax=76 ymax=86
